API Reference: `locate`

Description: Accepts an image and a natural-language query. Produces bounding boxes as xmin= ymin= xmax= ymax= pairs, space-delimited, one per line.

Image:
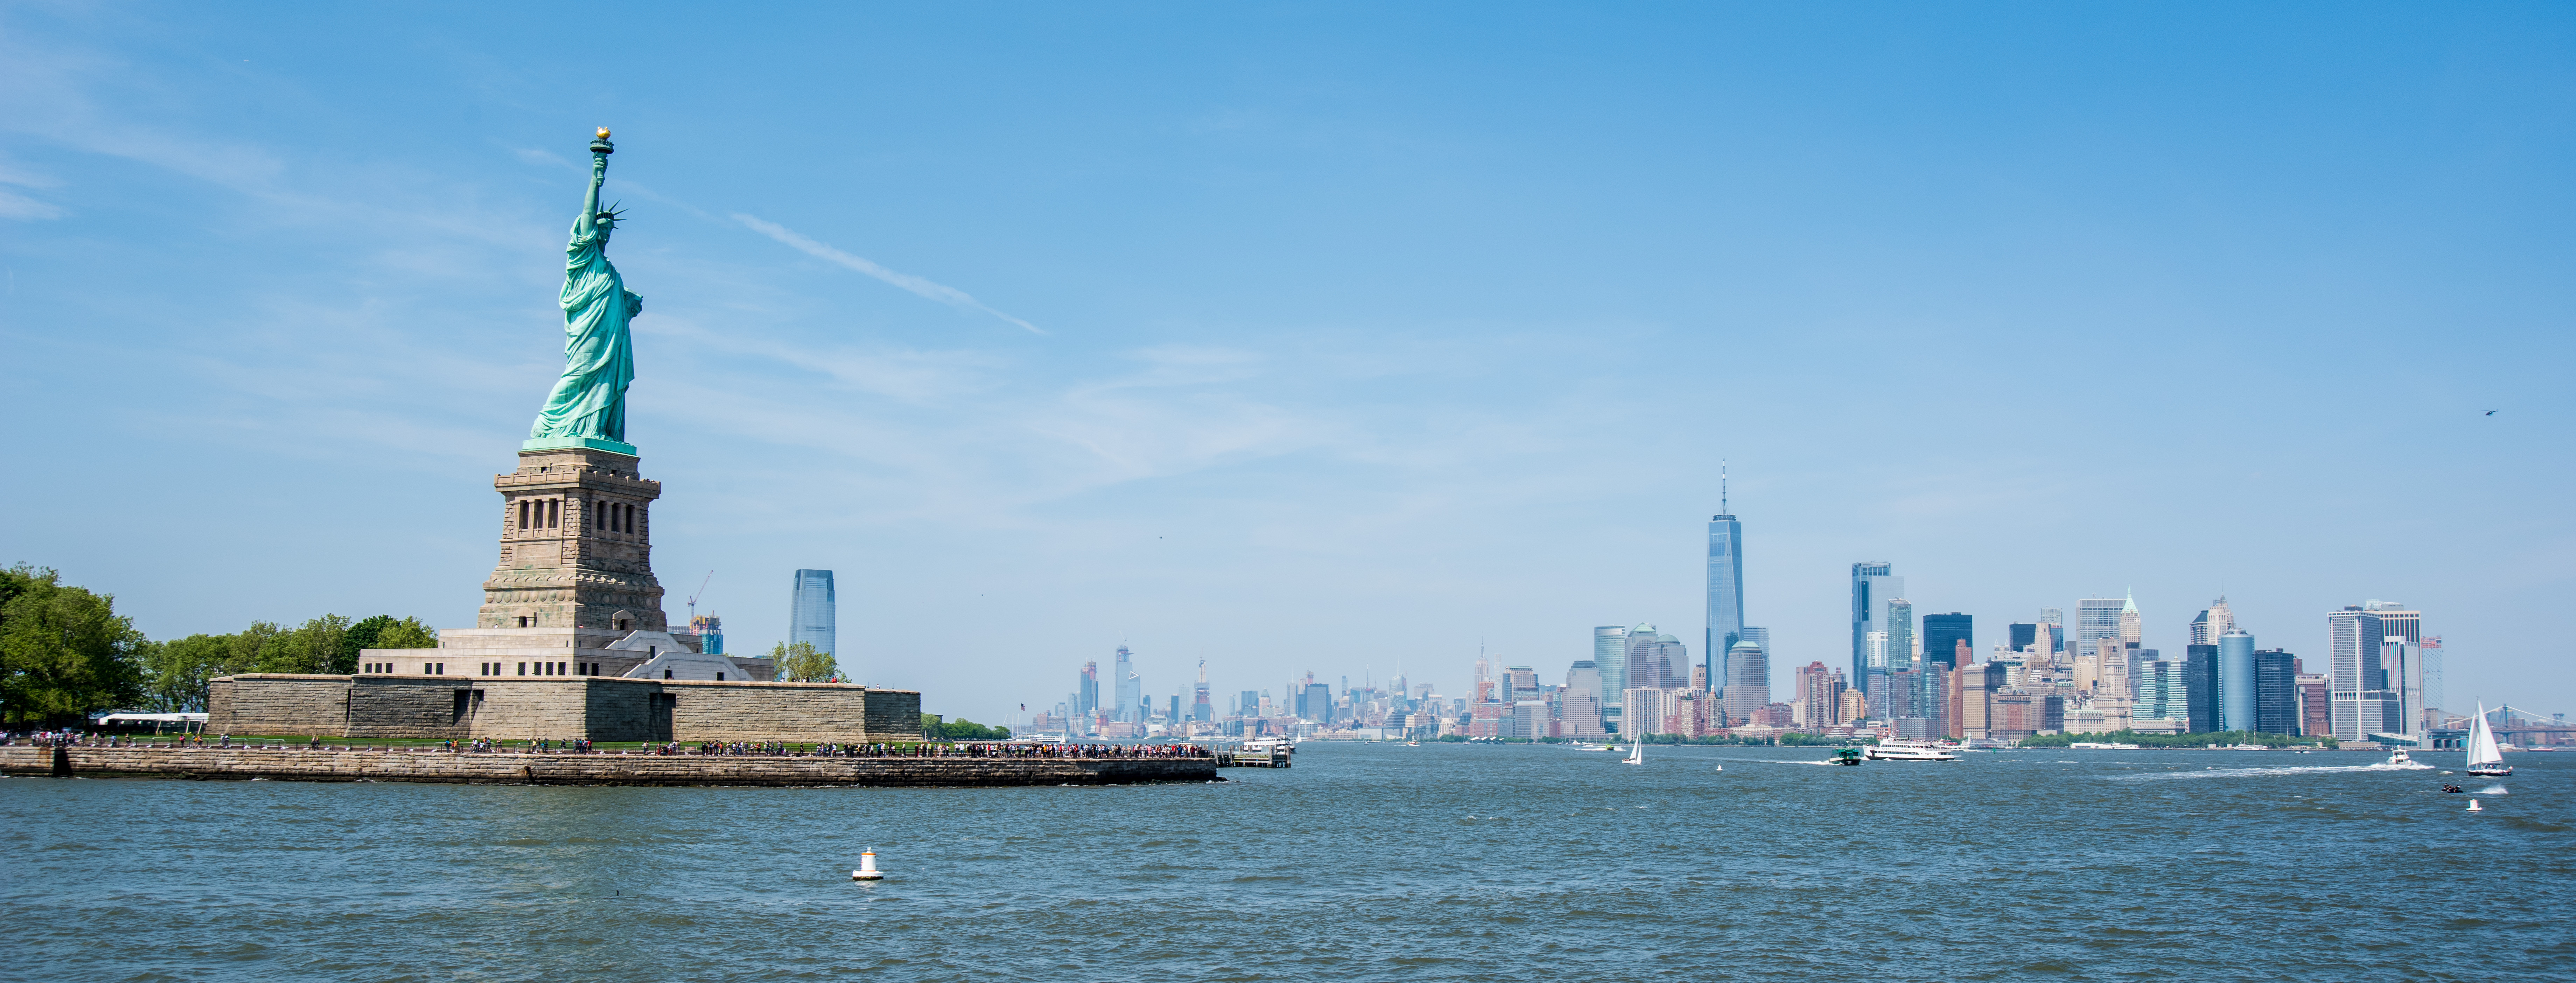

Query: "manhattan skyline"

xmin=3 ymin=5 xmax=2571 ymax=722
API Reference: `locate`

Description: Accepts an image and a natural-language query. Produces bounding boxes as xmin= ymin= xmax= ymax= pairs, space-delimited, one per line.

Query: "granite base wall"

xmin=204 ymin=674 xmax=920 ymax=743
xmin=665 ymin=681 xmax=921 ymax=742
xmin=205 ymin=676 xmax=352 ymax=737
xmin=0 ymin=746 xmax=1214 ymax=787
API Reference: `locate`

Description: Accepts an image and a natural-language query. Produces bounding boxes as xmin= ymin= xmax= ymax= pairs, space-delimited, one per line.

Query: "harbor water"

xmin=4 ymin=742 xmax=2569 ymax=980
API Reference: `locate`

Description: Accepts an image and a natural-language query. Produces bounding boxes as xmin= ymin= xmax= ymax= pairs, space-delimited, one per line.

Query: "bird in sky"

xmin=2486 ymin=410 xmax=2498 ymax=415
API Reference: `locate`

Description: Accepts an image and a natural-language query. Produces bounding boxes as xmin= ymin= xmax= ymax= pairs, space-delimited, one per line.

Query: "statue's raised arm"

xmin=524 ymin=129 xmax=639 ymax=453
xmin=575 ymin=151 xmax=606 ymax=240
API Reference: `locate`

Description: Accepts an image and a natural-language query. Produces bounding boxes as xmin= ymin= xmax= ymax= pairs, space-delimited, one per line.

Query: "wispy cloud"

xmin=732 ymin=213 xmax=1045 ymax=335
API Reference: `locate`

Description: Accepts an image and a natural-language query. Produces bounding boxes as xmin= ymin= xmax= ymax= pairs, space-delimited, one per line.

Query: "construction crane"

xmin=686 ymin=570 xmax=714 ymax=622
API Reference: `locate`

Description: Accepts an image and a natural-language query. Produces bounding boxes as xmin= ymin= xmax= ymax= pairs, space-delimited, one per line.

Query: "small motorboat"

xmin=1828 ymin=748 xmax=1863 ymax=766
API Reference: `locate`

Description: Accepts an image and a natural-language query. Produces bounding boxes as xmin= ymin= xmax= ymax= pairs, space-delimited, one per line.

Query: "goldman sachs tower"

xmin=1706 ymin=465 xmax=1745 ymax=699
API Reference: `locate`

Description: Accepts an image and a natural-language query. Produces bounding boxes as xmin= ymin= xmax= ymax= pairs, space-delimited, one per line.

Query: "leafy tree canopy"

xmin=770 ymin=640 xmax=839 ymax=682
xmin=921 ymin=713 xmax=1010 ymax=740
xmin=1 ymin=564 xmax=146 ymax=725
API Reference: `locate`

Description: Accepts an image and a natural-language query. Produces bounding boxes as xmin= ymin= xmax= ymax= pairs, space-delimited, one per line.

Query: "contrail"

xmin=733 ymin=214 xmax=1044 ymax=335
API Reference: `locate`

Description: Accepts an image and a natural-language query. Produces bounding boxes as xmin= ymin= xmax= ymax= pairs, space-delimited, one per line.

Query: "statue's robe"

xmin=529 ymin=219 xmax=640 ymax=443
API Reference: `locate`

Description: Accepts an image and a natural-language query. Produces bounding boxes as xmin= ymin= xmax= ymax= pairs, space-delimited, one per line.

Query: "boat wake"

xmin=2479 ymin=784 xmax=2509 ymax=795
xmin=1706 ymin=755 xmax=1838 ymax=767
xmin=2104 ymin=762 xmax=2436 ymax=782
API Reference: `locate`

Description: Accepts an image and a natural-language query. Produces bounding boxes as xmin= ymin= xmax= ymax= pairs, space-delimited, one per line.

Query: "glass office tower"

xmin=1706 ymin=512 xmax=1744 ymax=701
xmin=1922 ymin=613 xmax=1973 ymax=669
xmin=1849 ymin=563 xmax=1901 ymax=702
xmin=1594 ymin=625 xmax=1630 ymax=727
xmin=790 ymin=569 xmax=836 ymax=656
xmin=2218 ymin=630 xmax=2256 ymax=732
xmin=2073 ymin=598 xmax=2124 ymax=667
xmin=1114 ymin=645 xmax=1141 ymax=723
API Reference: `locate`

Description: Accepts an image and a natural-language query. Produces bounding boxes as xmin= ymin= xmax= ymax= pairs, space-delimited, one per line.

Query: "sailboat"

xmin=2466 ymin=703 xmax=2512 ymax=777
xmin=1621 ymin=740 xmax=1644 ymax=766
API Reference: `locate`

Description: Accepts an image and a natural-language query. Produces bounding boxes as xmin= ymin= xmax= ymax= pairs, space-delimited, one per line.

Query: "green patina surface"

xmin=526 ymin=133 xmax=642 ymax=452
xmin=520 ymin=435 xmax=639 ymax=455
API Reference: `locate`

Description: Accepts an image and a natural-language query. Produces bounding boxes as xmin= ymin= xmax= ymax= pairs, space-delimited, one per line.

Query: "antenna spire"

xmin=1721 ymin=459 xmax=1729 ymax=515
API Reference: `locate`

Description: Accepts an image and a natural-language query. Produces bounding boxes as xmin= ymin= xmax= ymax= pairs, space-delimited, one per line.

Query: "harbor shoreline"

xmin=0 ymin=745 xmax=1220 ymax=787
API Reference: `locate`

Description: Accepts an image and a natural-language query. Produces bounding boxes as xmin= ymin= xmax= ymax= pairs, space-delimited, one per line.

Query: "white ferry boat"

xmin=2068 ymin=742 xmax=2141 ymax=750
xmin=1863 ymin=742 xmax=1960 ymax=762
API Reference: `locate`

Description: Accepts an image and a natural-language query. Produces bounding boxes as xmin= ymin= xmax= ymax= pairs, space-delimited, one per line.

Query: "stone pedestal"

xmin=479 ymin=446 xmax=676 ymax=635
xmin=359 ymin=445 xmax=775 ymax=683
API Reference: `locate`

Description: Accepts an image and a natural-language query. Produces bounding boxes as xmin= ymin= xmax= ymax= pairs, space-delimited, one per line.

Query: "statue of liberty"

xmin=526 ymin=128 xmax=642 ymax=452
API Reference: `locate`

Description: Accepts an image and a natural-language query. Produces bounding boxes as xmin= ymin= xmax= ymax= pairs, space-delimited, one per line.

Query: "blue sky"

xmin=5 ymin=4 xmax=2571 ymax=722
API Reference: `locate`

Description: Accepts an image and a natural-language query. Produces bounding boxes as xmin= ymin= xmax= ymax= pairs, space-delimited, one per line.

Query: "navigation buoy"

xmin=2467 ymin=799 xmax=2483 ymax=812
xmin=852 ymin=850 xmax=884 ymax=880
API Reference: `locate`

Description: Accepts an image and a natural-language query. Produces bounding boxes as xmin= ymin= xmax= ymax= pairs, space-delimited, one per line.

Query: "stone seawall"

xmin=0 ymin=746 xmax=1217 ymax=788
xmin=204 ymin=674 xmax=924 ymax=745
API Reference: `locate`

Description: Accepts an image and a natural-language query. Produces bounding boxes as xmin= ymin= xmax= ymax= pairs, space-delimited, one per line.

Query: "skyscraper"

xmin=1795 ymin=661 xmax=1842 ymax=728
xmin=2253 ymin=648 xmax=2298 ymax=735
xmin=2184 ymin=644 xmax=2218 ymax=734
xmin=2038 ymin=607 xmax=2065 ymax=654
xmin=1563 ymin=660 xmax=1605 ymax=738
xmin=2118 ymin=590 xmax=2143 ymax=647
xmin=2366 ymin=601 xmax=2424 ymax=738
xmin=1705 ymin=496 xmax=1745 ymax=702
xmin=1722 ymin=640 xmax=1768 ymax=723
xmin=2008 ymin=622 xmax=2037 ymax=653
xmin=1850 ymin=563 xmax=1901 ymax=690
xmin=1503 ymin=665 xmax=1539 ymax=703
xmin=1076 ymin=661 xmax=1100 ymax=726
xmin=2073 ymin=597 xmax=2123 ymax=667
xmin=1594 ymin=625 xmax=1630 ymax=721
xmin=2326 ymin=606 xmax=2390 ymax=741
xmin=2189 ymin=597 xmax=2236 ymax=646
xmin=1192 ymin=660 xmax=1213 ymax=722
xmin=1725 ymin=626 xmax=1770 ymax=709
xmin=1113 ymin=645 xmax=1140 ymax=723
xmin=2421 ymin=636 xmax=2445 ymax=731
xmin=790 ymin=569 xmax=836 ymax=656
xmin=2218 ymin=629 xmax=2255 ymax=732
xmin=1624 ymin=625 xmax=1687 ymax=691
xmin=1885 ymin=598 xmax=1927 ymax=665
xmin=2135 ymin=659 xmax=2187 ymax=729
xmin=1922 ymin=613 xmax=1972 ymax=670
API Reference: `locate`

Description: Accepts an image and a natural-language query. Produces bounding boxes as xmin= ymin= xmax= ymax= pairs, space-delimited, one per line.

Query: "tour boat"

xmin=1621 ymin=741 xmax=1644 ymax=765
xmin=2465 ymin=704 xmax=2513 ymax=777
xmin=1863 ymin=742 xmax=1960 ymax=762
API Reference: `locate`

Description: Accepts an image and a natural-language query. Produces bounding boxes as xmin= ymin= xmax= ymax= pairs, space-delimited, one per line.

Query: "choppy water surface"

xmin=5 ymin=743 xmax=2570 ymax=981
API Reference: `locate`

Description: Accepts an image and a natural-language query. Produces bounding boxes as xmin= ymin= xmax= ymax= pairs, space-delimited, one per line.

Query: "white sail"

xmin=1624 ymin=741 xmax=1644 ymax=765
xmin=2466 ymin=704 xmax=2503 ymax=768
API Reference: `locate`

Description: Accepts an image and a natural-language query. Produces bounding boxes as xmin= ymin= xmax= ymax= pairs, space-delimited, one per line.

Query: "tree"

xmin=0 ymin=565 xmax=147 ymax=726
xmin=344 ymin=615 xmax=437 ymax=672
xmin=921 ymin=713 xmax=1009 ymax=740
xmin=362 ymin=615 xmax=438 ymax=650
xmin=143 ymin=633 xmax=236 ymax=712
xmin=771 ymin=641 xmax=839 ymax=682
xmin=261 ymin=614 xmax=352 ymax=674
